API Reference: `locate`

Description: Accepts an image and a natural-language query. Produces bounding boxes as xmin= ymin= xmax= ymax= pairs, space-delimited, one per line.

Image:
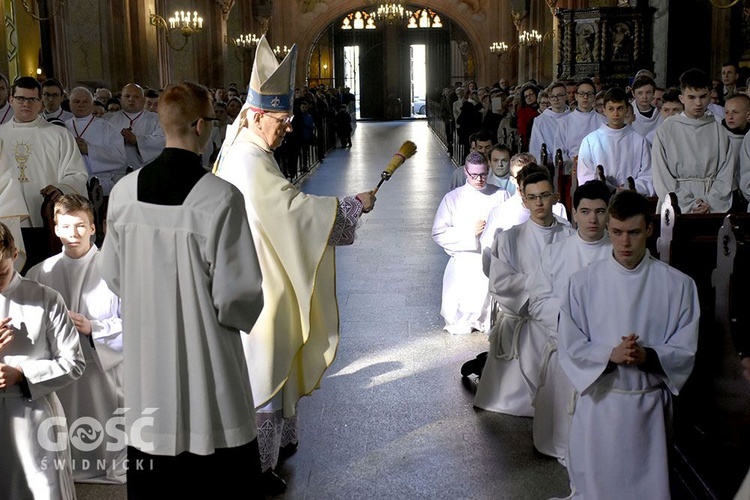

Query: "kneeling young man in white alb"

xmin=528 ymin=180 xmax=611 ymax=465
xmin=27 ymin=194 xmax=125 ymax=484
xmin=559 ymin=190 xmax=700 ymax=499
xmin=474 ymin=168 xmax=574 ymax=416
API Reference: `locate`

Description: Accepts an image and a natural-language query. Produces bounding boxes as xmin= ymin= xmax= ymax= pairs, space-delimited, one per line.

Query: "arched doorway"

xmin=307 ymin=6 xmax=474 ymax=120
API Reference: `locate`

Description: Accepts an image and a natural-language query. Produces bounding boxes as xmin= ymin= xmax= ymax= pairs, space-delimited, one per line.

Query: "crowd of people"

xmin=0 ymin=35 xmax=371 ymax=499
xmin=431 ymin=63 xmax=750 ymax=498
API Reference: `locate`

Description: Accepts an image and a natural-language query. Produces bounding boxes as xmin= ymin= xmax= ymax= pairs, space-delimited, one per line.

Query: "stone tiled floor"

xmin=77 ymin=121 xmax=569 ymax=500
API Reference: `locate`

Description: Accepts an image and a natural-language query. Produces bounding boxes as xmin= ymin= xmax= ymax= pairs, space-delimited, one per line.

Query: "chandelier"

xmin=372 ymin=2 xmax=412 ymax=24
xmin=518 ymin=29 xmax=542 ymax=46
xmin=150 ymin=10 xmax=204 ymax=51
xmin=489 ymin=42 xmax=509 ymax=54
xmin=274 ymin=45 xmax=291 ymax=58
xmin=225 ymin=33 xmax=260 ymax=62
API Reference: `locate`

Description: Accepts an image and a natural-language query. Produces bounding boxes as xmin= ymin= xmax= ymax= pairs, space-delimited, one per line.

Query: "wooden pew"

xmin=650 ymin=194 xmax=750 ymax=499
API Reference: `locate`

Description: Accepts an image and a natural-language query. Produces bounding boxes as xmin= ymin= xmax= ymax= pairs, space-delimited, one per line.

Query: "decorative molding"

xmin=215 ymin=0 xmax=235 ymax=20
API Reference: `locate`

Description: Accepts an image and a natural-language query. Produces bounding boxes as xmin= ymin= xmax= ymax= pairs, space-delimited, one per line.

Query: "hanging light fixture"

xmin=518 ymin=29 xmax=542 ymax=47
xmin=371 ymin=1 xmax=412 ymax=25
xmin=225 ymin=33 xmax=260 ymax=62
xmin=150 ymin=10 xmax=204 ymax=51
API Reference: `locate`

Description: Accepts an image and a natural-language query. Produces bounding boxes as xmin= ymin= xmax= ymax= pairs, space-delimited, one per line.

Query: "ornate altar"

xmin=556 ymin=7 xmax=653 ymax=85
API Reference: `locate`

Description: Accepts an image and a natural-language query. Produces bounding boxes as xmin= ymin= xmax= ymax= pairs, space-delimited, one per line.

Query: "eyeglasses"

xmin=42 ymin=92 xmax=61 ymax=98
xmin=190 ymin=116 xmax=221 ymax=126
xmin=13 ymin=96 xmax=40 ymax=103
xmin=262 ymin=113 xmax=293 ymax=125
xmin=576 ymin=91 xmax=595 ymax=98
xmin=465 ymin=168 xmax=489 ymax=180
xmin=548 ymin=93 xmax=566 ymax=100
xmin=524 ymin=192 xmax=555 ymax=202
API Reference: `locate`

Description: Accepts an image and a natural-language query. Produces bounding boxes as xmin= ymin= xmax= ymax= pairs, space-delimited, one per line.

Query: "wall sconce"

xmin=518 ymin=29 xmax=542 ymax=47
xmin=489 ymin=42 xmax=509 ymax=54
xmin=225 ymin=33 xmax=260 ymax=62
xmin=274 ymin=45 xmax=291 ymax=58
xmin=150 ymin=10 xmax=204 ymax=51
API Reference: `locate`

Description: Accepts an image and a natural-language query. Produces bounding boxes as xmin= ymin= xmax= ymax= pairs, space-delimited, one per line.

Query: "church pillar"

xmin=12 ymin=0 xmax=43 ymax=81
xmin=649 ymin=0 xmax=668 ymax=87
xmin=194 ymin=0 xmax=226 ymax=88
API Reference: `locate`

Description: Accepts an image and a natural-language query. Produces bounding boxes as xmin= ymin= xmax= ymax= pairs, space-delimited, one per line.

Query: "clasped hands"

xmin=0 ymin=317 xmax=23 ymax=390
xmin=610 ymin=333 xmax=646 ymax=366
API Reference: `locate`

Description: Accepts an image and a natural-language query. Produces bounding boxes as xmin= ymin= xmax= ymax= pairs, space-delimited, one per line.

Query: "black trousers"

xmin=126 ymin=439 xmax=263 ymax=499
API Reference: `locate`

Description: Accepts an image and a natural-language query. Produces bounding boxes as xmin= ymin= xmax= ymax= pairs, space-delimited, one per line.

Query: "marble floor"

xmin=77 ymin=120 xmax=570 ymax=500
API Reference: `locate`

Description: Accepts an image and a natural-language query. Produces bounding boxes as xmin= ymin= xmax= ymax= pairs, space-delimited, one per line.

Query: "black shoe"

xmin=461 ymin=374 xmax=479 ymax=394
xmin=279 ymin=442 xmax=298 ymax=462
xmin=460 ymin=351 xmax=488 ymax=377
xmin=261 ymin=470 xmax=287 ymax=496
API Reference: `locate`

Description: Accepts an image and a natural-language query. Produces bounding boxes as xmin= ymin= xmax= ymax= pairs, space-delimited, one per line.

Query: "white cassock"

xmin=0 ymin=272 xmax=85 ymax=500
xmin=527 ymin=232 xmax=611 ymax=462
xmin=553 ymin=108 xmax=606 ymax=163
xmin=104 ymin=109 xmax=165 ymax=170
xmin=630 ymin=102 xmax=663 ymax=138
xmin=559 ymin=253 xmax=699 ymax=500
xmin=66 ymin=115 xmax=126 ymax=195
xmin=487 ymin=172 xmax=516 ymax=196
xmin=0 ymin=116 xmax=88 ymax=227
xmin=0 ymin=101 xmax=14 ymax=124
xmin=529 ymin=108 xmax=570 ymax=166
xmin=708 ymin=103 xmax=726 ymax=123
xmin=432 ymin=183 xmax=509 ymax=334
xmin=480 ymin=194 xmax=569 ymax=273
xmin=474 ymin=218 xmax=574 ymax=416
xmin=737 ymin=132 xmax=750 ymax=205
xmin=43 ymin=109 xmax=75 ymax=123
xmin=723 ymin=125 xmax=746 ymax=192
xmin=652 ymin=112 xmax=735 ymax=213
xmin=577 ymin=124 xmax=654 ymax=195
xmin=26 ymin=246 xmax=125 ymax=484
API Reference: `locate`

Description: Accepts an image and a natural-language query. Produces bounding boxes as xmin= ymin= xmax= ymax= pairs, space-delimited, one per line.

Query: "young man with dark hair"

xmin=26 ymin=194 xmax=125 ymax=484
xmin=0 ymin=76 xmax=88 ymax=227
xmin=528 ymin=180 xmax=611 ymax=465
xmin=629 ymin=75 xmax=662 ymax=138
xmin=554 ymin=78 xmax=605 ymax=167
xmin=645 ymin=88 xmax=683 ymax=144
xmin=42 ymin=78 xmax=74 ymax=123
xmin=652 ymin=68 xmax=735 ymax=213
xmin=448 ymin=130 xmax=495 ymax=191
xmin=559 ymin=189 xmax=699 ymax=499
xmin=474 ymin=168 xmax=574 ymax=416
xmin=434 ymin=151 xmax=509 ymax=335
xmin=722 ymin=61 xmax=740 ymax=98
xmin=530 ymin=81 xmax=570 ymax=167
xmin=578 ymin=87 xmax=653 ymax=195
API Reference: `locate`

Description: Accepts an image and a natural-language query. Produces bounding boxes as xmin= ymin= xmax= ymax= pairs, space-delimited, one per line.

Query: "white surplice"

xmin=630 ymin=102 xmax=663 ymax=138
xmin=43 ymin=109 xmax=74 ymax=124
xmin=103 ymin=110 xmax=165 ymax=170
xmin=99 ymin=165 xmax=263 ymax=456
xmin=529 ymin=108 xmax=570 ymax=166
xmin=0 ymin=272 xmax=85 ymax=500
xmin=474 ymin=218 xmax=574 ymax=416
xmin=480 ymin=194 xmax=569 ymax=274
xmin=0 ymin=116 xmax=88 ymax=227
xmin=577 ymin=124 xmax=654 ymax=195
xmin=554 ymin=108 xmax=606 ymax=162
xmin=559 ymin=253 xmax=699 ymax=499
xmin=527 ymin=232 xmax=611 ymax=462
xmin=652 ymin=112 xmax=735 ymax=213
xmin=26 ymin=246 xmax=125 ymax=484
xmin=448 ymin=166 xmax=467 ymax=191
xmin=487 ymin=172 xmax=517 ymax=196
xmin=66 ymin=115 xmax=127 ymax=195
xmin=723 ymin=124 xmax=746 ymax=192
xmin=0 ymin=168 xmax=30 ymax=270
xmin=432 ymin=183 xmax=509 ymax=333
xmin=737 ymin=131 xmax=750 ymax=205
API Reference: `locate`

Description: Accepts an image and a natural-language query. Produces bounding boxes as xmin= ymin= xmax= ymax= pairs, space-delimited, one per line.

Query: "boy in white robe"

xmin=629 ymin=75 xmax=663 ymax=138
xmin=474 ymin=169 xmax=575 ymax=416
xmin=722 ymin=93 xmax=750 ymax=201
xmin=553 ymin=78 xmax=605 ymax=167
xmin=578 ymin=87 xmax=654 ymax=195
xmin=529 ymin=82 xmax=570 ymax=167
xmin=0 ymin=221 xmax=85 ymax=500
xmin=527 ymin=180 xmax=612 ymax=464
xmin=448 ymin=131 xmax=494 ymax=192
xmin=26 ymin=194 xmax=124 ymax=484
xmin=433 ymin=151 xmax=509 ymax=335
xmin=652 ymin=68 xmax=735 ymax=214
xmin=645 ymin=88 xmax=683 ymax=145
xmin=559 ymin=190 xmax=699 ymax=499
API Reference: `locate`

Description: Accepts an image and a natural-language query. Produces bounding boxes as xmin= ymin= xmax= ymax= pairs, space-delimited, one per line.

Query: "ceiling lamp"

xmin=518 ymin=29 xmax=542 ymax=46
xmin=372 ymin=2 xmax=412 ymax=25
xmin=150 ymin=10 xmax=204 ymax=51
